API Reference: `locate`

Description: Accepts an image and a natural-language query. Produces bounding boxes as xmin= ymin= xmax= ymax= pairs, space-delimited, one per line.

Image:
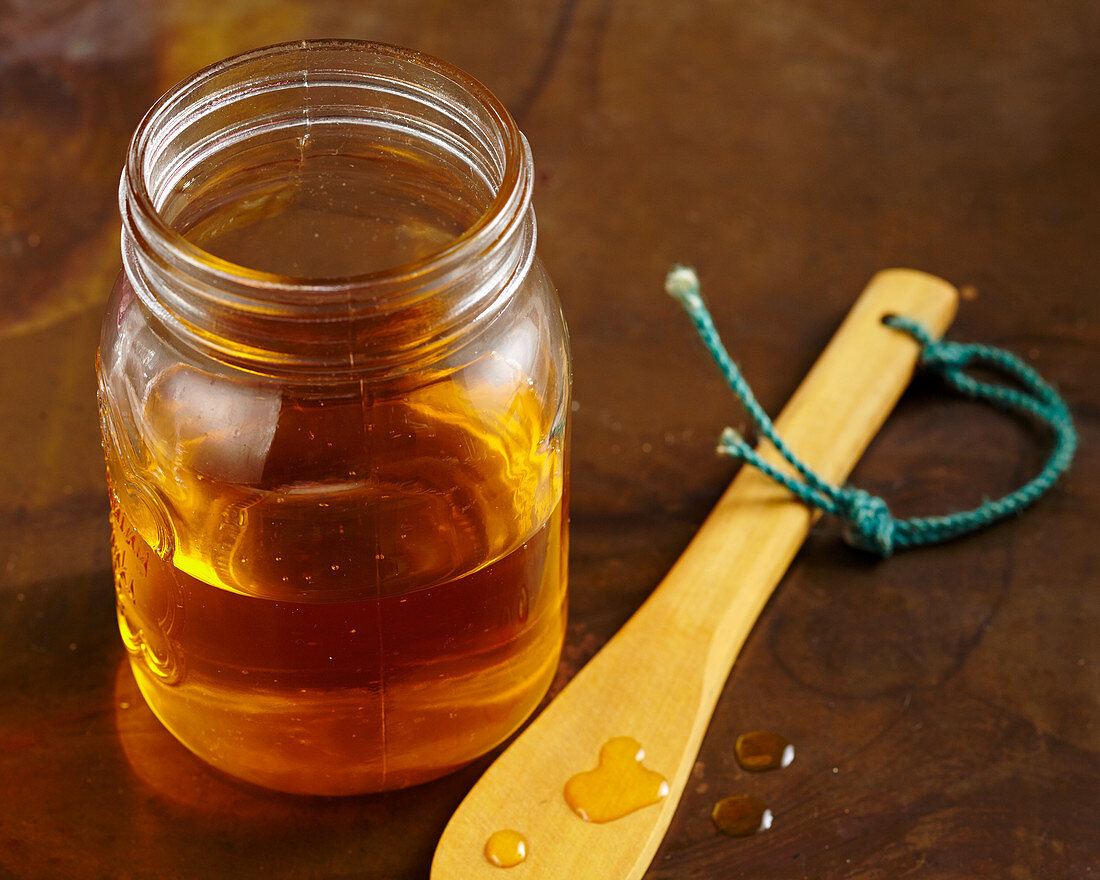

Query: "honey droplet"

xmin=734 ymin=730 xmax=794 ymax=772
xmin=484 ymin=829 xmax=528 ymax=868
xmin=564 ymin=736 xmax=670 ymax=823
xmin=711 ymin=795 xmax=773 ymax=837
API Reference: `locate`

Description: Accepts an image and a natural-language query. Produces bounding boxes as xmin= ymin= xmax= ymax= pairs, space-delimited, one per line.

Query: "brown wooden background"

xmin=1 ymin=2 xmax=1097 ymax=878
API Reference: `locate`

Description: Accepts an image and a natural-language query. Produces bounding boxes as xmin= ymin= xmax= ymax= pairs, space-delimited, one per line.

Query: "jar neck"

xmin=120 ymin=40 xmax=535 ymax=381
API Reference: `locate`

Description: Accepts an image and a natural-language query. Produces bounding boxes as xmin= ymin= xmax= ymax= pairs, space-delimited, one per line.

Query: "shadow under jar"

xmin=97 ymin=40 xmax=570 ymax=795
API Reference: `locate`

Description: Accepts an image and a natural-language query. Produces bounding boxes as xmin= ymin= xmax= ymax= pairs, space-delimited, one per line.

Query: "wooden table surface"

xmin=1 ymin=2 xmax=1096 ymax=878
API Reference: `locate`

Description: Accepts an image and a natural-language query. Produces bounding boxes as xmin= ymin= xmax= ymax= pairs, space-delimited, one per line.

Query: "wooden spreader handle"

xmin=432 ymin=270 xmax=959 ymax=880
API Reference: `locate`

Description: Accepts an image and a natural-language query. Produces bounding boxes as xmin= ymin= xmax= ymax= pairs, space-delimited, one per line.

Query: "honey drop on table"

xmin=711 ymin=795 xmax=773 ymax=837
xmin=563 ymin=736 xmax=670 ymax=823
xmin=734 ymin=730 xmax=794 ymax=772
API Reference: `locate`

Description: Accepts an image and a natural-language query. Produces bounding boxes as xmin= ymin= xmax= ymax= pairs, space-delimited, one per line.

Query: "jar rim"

xmin=123 ymin=38 xmax=531 ymax=295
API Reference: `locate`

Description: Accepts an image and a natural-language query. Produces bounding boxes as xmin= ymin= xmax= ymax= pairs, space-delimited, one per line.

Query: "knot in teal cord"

xmin=666 ymin=266 xmax=1078 ymax=557
xmin=836 ymin=489 xmax=895 ymax=555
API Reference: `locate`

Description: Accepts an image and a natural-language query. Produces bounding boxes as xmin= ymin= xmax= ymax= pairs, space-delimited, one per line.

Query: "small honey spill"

xmin=484 ymin=829 xmax=528 ymax=868
xmin=564 ymin=736 xmax=670 ymax=823
xmin=711 ymin=795 xmax=773 ymax=837
xmin=734 ymin=730 xmax=794 ymax=772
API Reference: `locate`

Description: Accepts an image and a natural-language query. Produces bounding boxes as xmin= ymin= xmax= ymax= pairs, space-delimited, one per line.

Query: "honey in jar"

xmin=98 ymin=41 xmax=569 ymax=795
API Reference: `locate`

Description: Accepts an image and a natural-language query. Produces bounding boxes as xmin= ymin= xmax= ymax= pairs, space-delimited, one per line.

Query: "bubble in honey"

xmin=711 ymin=795 xmax=773 ymax=837
xmin=484 ymin=829 xmax=528 ymax=868
xmin=564 ymin=736 xmax=670 ymax=823
xmin=734 ymin=730 xmax=794 ymax=772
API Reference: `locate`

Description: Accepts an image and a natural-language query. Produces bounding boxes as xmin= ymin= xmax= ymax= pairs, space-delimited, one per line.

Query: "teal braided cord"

xmin=664 ymin=266 xmax=1079 ymax=556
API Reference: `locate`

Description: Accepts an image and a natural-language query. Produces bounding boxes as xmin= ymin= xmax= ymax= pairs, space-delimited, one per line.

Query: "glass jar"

xmin=97 ymin=41 xmax=570 ymax=795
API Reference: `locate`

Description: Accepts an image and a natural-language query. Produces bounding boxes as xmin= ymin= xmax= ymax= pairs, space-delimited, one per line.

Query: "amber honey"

xmin=734 ymin=730 xmax=794 ymax=772
xmin=108 ymin=386 xmax=566 ymax=795
xmin=484 ymin=829 xmax=529 ymax=868
xmin=711 ymin=795 xmax=772 ymax=837
xmin=563 ymin=736 xmax=669 ymax=823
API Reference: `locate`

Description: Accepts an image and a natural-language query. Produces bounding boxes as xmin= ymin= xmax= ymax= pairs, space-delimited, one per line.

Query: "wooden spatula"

xmin=431 ymin=269 xmax=958 ymax=880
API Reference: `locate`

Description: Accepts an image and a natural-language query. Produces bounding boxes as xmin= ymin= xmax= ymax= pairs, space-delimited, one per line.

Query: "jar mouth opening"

xmin=123 ymin=39 xmax=531 ymax=297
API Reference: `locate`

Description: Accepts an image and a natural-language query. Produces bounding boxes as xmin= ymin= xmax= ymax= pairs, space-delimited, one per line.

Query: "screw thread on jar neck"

xmin=120 ymin=40 xmax=535 ymax=381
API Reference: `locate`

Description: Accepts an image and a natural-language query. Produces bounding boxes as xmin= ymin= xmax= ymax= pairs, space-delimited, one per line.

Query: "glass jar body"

xmin=97 ymin=41 xmax=569 ymax=795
